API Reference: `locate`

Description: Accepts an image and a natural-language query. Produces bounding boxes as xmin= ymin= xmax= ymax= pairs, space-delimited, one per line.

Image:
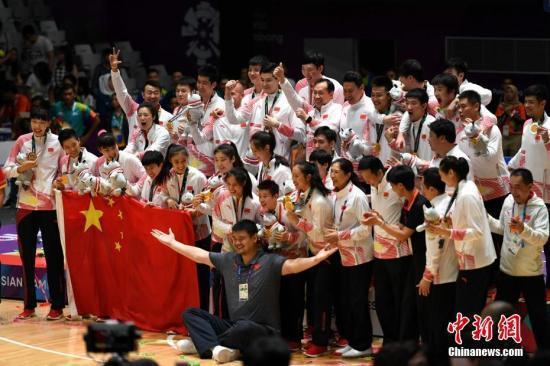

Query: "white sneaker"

xmin=176 ymin=339 xmax=197 ymax=354
xmin=333 ymin=345 xmax=352 ymax=356
xmin=212 ymin=345 xmax=240 ymax=363
xmin=342 ymin=347 xmax=372 ymax=358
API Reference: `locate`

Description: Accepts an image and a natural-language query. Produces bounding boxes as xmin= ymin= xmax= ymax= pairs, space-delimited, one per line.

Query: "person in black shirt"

xmin=364 ymin=165 xmax=430 ymax=344
xmin=151 ymin=219 xmax=337 ymax=364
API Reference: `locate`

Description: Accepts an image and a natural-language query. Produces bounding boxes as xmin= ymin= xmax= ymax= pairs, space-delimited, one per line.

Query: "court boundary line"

xmin=0 ymin=335 xmax=92 ymax=361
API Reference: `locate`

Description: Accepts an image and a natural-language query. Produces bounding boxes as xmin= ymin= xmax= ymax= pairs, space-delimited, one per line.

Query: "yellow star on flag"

xmin=80 ymin=199 xmax=103 ymax=232
xmin=118 ymin=210 xmax=123 ymax=220
xmin=106 ymin=197 xmax=115 ymax=207
xmin=115 ymin=242 xmax=122 ymax=252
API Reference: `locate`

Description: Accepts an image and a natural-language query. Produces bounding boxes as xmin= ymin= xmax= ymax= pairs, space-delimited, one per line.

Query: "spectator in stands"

xmin=52 ymin=45 xmax=76 ymax=88
xmin=106 ymin=93 xmax=128 ymax=148
xmin=51 ymin=85 xmax=100 ymax=147
xmin=26 ymin=62 xmax=53 ymax=101
xmin=495 ymin=84 xmax=526 ymax=156
xmin=21 ymin=25 xmax=54 ymax=75
xmin=0 ymin=80 xmax=31 ymax=137
xmin=77 ymin=76 xmax=95 ymax=110
xmin=91 ymin=48 xmax=112 ymax=97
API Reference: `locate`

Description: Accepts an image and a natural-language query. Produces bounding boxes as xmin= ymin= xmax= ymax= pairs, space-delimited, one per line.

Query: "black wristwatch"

xmin=305 ymin=116 xmax=313 ymax=124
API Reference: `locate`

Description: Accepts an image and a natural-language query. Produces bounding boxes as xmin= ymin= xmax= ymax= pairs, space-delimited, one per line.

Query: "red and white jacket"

xmin=508 ymin=113 xmax=550 ymax=203
xmin=422 ymin=193 xmax=458 ymax=285
xmin=370 ymin=169 xmax=410 ymax=259
xmin=295 ymin=75 xmax=345 ymax=106
xmin=293 ymin=188 xmax=334 ymax=255
xmin=225 ymin=91 xmax=306 ymax=160
xmin=138 ymin=176 xmax=168 ymax=208
xmin=256 ymin=158 xmax=292 ymax=190
xmin=165 ymin=167 xmax=211 ymax=241
xmin=59 ymin=148 xmax=98 ymax=190
xmin=260 ymin=202 xmax=307 ymax=259
xmin=111 ymin=70 xmax=173 ymax=138
xmin=91 ymin=150 xmax=145 ymax=185
xmin=457 ymin=119 xmax=510 ymax=201
xmin=331 ymin=182 xmax=373 ymax=266
xmin=280 ymin=78 xmax=341 ymax=157
xmin=124 ymin=123 xmax=171 ymax=158
xmin=447 ymin=180 xmax=497 ymax=270
xmin=4 ymin=132 xmax=63 ymax=210
xmin=212 ymin=189 xmax=262 ymax=252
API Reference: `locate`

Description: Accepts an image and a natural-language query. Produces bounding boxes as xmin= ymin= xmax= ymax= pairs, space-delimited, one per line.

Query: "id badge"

xmin=507 ymin=234 xmax=523 ymax=256
xmin=239 ymin=283 xmax=249 ymax=302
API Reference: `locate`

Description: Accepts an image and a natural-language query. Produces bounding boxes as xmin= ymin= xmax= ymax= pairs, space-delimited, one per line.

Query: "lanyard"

xmin=264 ymin=91 xmax=280 ymax=117
xmin=31 ymin=133 xmax=47 ymax=156
xmin=335 ymin=199 xmax=348 ymax=226
xmin=149 ymin=180 xmax=157 ymax=202
xmin=203 ymin=93 xmax=213 ymax=112
xmin=176 ymin=168 xmax=190 ymax=204
xmin=66 ymin=150 xmax=83 ymax=174
xmin=412 ymin=113 xmax=427 ymax=154
xmin=233 ymin=196 xmax=246 ymax=221
xmin=259 ymin=160 xmax=272 ymax=182
xmin=235 ymin=252 xmax=262 ymax=282
xmin=375 ymin=123 xmax=384 ymax=143
xmin=143 ymin=129 xmax=150 ymax=149
xmin=298 ymin=188 xmax=313 ymax=206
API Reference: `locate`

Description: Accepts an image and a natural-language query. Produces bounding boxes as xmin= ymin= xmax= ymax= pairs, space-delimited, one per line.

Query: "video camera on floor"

xmin=84 ymin=321 xmax=141 ymax=354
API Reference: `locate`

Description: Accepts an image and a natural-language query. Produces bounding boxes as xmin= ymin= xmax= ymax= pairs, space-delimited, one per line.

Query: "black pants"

xmin=374 ymin=256 xmax=416 ymax=344
xmin=496 ymin=271 xmax=547 ymax=349
xmin=412 ymin=250 xmax=429 ymax=343
xmin=455 ymin=262 xmax=494 ymax=318
xmin=280 ymin=272 xmax=306 ymax=343
xmin=428 ymin=282 xmax=456 ymax=360
xmin=16 ymin=209 xmax=65 ymax=310
xmin=183 ymin=307 xmax=275 ymax=358
xmin=340 ymin=261 xmax=373 ymax=351
xmin=545 ymin=204 xmax=550 ymax=289
xmin=195 ymin=236 xmax=211 ymax=311
xmin=211 ymin=242 xmax=228 ymax=318
xmin=307 ymin=252 xmax=339 ymax=347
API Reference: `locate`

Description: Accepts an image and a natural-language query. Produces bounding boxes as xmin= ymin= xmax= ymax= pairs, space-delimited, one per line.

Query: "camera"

xmin=84 ymin=321 xmax=141 ymax=354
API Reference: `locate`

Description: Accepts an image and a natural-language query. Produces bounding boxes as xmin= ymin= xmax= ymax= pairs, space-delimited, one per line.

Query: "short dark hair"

xmin=176 ymin=77 xmax=196 ymax=89
xmin=147 ymin=67 xmax=159 ymax=75
xmin=309 ymin=149 xmax=333 ymax=166
xmin=143 ymin=79 xmax=162 ymax=92
xmin=524 ymin=84 xmax=549 ymax=103
xmin=371 ymin=75 xmax=393 ymax=91
xmin=458 ymin=90 xmax=481 ymax=111
xmin=428 ymin=119 xmax=456 ymax=143
xmin=313 ymin=126 xmax=337 ymax=143
xmin=249 ymin=55 xmax=268 ymax=67
xmin=445 ymin=57 xmax=468 ymax=75
xmin=258 ymin=179 xmax=279 ymax=195
xmin=431 ymin=73 xmax=459 ymax=95
xmin=406 ymin=88 xmax=429 ymax=105
xmin=315 ymin=78 xmax=334 ymax=93
xmin=141 ymin=150 xmax=164 ymax=166
xmin=399 ymin=59 xmax=423 ymax=82
xmin=422 ymin=167 xmax=446 ymax=194
xmin=58 ymin=128 xmax=78 ymax=145
xmin=197 ymin=64 xmax=219 ymax=84
xmin=97 ymin=131 xmax=117 ymax=148
xmin=386 ymin=165 xmax=415 ymax=191
xmin=358 ymin=155 xmax=384 ymax=174
xmin=63 ymin=84 xmax=76 ymax=93
xmin=439 ymin=156 xmax=470 ymax=182
xmin=342 ymin=71 xmax=363 ymax=87
xmin=30 ymin=107 xmax=49 ymax=121
xmin=510 ymin=168 xmax=534 ymax=185
xmin=232 ymin=219 xmax=259 ymax=236
xmin=302 ymin=50 xmax=324 ymax=68
xmin=260 ymin=62 xmax=277 ymax=74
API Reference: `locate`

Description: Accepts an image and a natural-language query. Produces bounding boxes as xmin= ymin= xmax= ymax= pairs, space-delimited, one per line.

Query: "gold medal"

xmin=373 ymin=143 xmax=381 ymax=154
xmin=201 ymin=190 xmax=213 ymax=202
xmin=529 ymin=122 xmax=539 ymax=135
xmin=26 ymin=152 xmax=37 ymax=161
xmin=166 ymin=121 xmax=173 ymax=131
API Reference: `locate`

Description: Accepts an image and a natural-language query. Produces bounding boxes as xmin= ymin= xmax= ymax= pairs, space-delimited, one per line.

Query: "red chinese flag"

xmin=60 ymin=191 xmax=198 ymax=333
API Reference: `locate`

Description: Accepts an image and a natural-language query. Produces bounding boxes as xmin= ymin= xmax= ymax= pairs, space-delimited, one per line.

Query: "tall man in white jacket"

xmin=487 ymin=168 xmax=549 ymax=349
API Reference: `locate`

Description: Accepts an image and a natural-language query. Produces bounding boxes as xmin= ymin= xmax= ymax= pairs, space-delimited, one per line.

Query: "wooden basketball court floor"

xmin=0 ymin=299 xmax=376 ymax=366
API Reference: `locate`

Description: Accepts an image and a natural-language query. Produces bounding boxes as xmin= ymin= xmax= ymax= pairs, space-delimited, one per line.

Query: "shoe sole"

xmin=16 ymin=314 xmax=36 ymax=320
